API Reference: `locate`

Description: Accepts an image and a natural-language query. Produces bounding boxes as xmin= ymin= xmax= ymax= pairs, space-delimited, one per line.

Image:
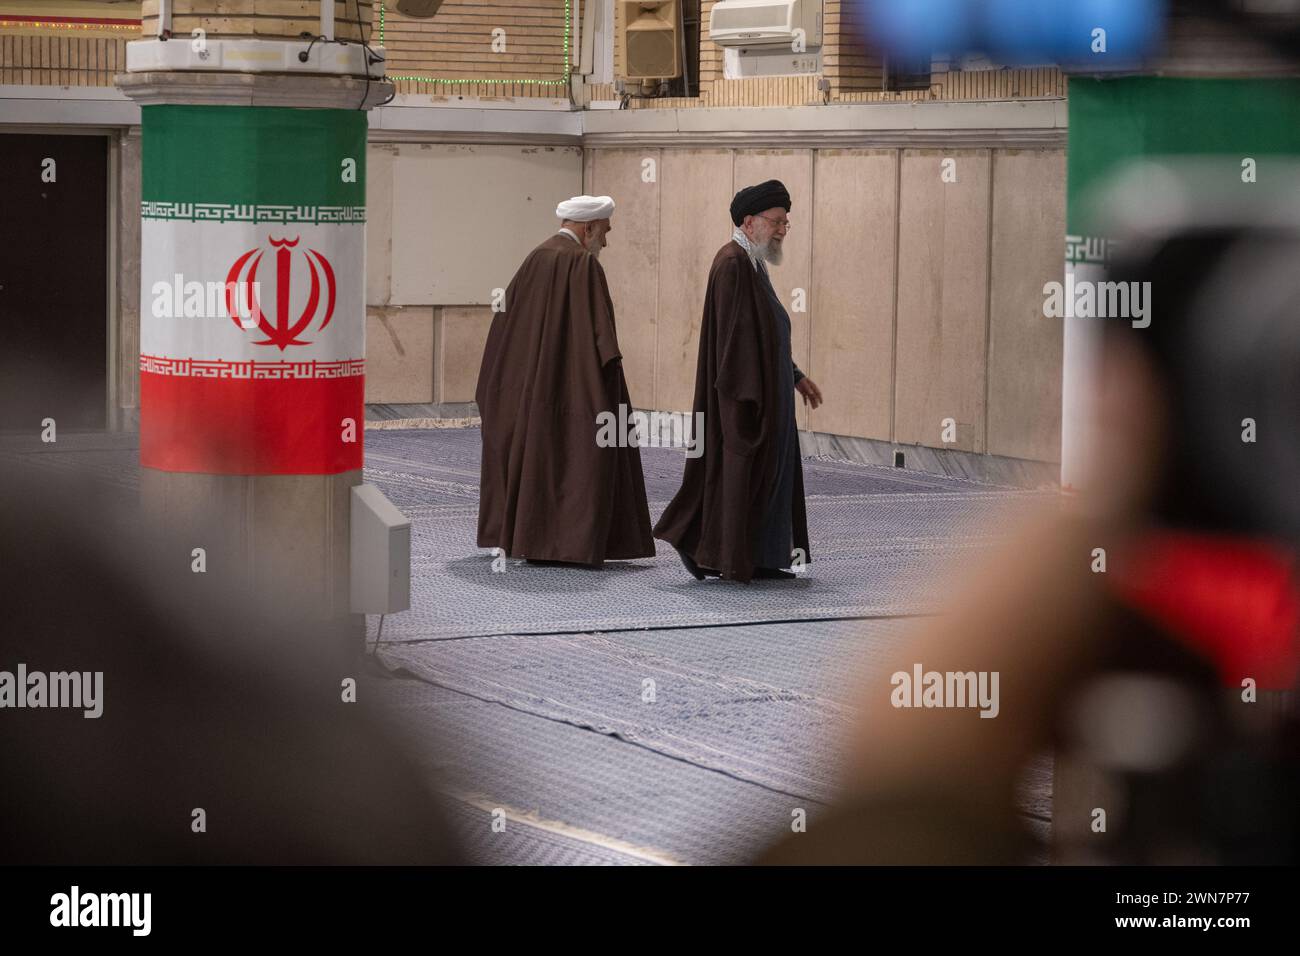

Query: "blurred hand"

xmin=796 ymin=377 xmax=823 ymax=409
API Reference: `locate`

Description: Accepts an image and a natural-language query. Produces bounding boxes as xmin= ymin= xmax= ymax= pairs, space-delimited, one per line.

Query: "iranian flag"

xmin=139 ymin=105 xmax=367 ymax=475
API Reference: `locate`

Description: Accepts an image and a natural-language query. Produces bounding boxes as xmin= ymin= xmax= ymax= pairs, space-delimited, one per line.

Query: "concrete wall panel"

xmin=364 ymin=306 xmax=433 ymax=405
xmin=366 ymin=144 xmax=394 ymax=307
xmin=893 ymin=149 xmax=991 ymax=453
xmin=808 ymin=148 xmax=897 ymax=441
xmin=587 ymin=148 xmax=659 ymax=410
xmin=987 ymin=149 xmax=1065 ymax=463
xmin=390 ymin=144 xmax=581 ymax=306
xmin=438 ymin=306 xmax=492 ymax=404
xmin=655 ymin=149 xmax=735 ymax=412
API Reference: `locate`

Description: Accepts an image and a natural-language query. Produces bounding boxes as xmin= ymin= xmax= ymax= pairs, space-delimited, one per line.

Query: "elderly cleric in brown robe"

xmin=655 ymin=180 xmax=824 ymax=582
xmin=475 ymin=195 xmax=655 ymax=566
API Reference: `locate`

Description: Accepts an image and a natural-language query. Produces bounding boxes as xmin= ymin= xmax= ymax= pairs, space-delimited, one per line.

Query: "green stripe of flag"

xmin=142 ymin=105 xmax=367 ymax=208
xmin=1067 ymin=77 xmax=1300 ymax=235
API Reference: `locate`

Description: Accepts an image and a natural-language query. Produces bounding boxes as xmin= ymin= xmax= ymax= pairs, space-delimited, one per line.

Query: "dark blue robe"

xmin=753 ymin=260 xmax=802 ymax=569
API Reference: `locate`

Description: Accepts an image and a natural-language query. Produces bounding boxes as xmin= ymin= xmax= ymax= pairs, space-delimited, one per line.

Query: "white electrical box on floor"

xmin=351 ymin=484 xmax=411 ymax=614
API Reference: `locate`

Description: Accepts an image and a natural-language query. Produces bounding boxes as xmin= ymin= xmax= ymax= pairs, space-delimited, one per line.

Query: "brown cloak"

xmin=476 ymin=233 xmax=654 ymax=564
xmin=653 ymin=240 xmax=810 ymax=582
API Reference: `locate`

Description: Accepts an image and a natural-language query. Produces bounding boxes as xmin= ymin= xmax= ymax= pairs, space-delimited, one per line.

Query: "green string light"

xmin=379 ymin=0 xmax=573 ymax=88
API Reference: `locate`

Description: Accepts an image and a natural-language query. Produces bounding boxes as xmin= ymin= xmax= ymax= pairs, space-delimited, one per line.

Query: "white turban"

xmin=555 ymin=195 xmax=615 ymax=221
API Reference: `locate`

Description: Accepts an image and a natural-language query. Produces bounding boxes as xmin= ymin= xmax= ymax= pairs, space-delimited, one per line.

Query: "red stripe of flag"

xmin=140 ymin=372 xmax=364 ymax=475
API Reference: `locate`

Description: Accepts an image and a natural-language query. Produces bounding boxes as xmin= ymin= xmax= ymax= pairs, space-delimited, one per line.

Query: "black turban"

xmin=730 ymin=179 xmax=791 ymax=226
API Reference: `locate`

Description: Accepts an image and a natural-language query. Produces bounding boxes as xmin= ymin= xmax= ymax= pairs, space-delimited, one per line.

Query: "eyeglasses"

xmin=753 ymin=213 xmax=791 ymax=230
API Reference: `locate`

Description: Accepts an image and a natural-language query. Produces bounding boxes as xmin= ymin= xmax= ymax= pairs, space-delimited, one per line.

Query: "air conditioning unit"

xmin=710 ymin=0 xmax=823 ymax=49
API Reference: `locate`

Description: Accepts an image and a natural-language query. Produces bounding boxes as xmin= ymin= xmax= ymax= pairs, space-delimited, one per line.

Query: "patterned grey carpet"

xmin=374 ymin=673 xmax=819 ymax=865
xmin=368 ymin=624 xmax=1051 ymax=866
xmin=362 ymin=427 xmax=1054 ymax=864
xmin=364 ymin=428 xmax=1049 ymax=640
xmin=378 ymin=620 xmax=904 ymax=805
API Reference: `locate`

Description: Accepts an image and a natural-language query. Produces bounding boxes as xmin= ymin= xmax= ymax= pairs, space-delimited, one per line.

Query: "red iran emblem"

xmin=225 ymin=235 xmax=336 ymax=351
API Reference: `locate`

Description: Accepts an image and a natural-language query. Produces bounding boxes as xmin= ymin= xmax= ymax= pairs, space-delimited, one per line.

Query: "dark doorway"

xmin=0 ymin=133 xmax=109 ymax=432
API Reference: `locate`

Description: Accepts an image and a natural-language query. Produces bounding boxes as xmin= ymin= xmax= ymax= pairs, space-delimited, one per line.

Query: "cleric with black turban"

xmin=654 ymin=179 xmax=824 ymax=582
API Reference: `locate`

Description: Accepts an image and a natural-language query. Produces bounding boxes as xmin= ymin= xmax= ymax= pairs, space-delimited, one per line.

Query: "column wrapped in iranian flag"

xmin=139 ymin=105 xmax=366 ymax=474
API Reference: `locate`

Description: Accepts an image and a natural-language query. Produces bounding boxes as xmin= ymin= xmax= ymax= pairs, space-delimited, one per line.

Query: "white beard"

xmin=757 ymin=237 xmax=783 ymax=266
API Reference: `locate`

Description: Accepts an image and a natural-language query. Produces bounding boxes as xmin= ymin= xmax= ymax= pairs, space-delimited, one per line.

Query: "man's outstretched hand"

xmin=796 ymin=377 xmax=823 ymax=410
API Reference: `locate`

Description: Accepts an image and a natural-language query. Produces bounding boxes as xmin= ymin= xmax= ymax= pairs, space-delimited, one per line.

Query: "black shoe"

xmin=674 ymin=546 xmax=719 ymax=580
xmin=753 ymin=566 xmax=795 ymax=580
